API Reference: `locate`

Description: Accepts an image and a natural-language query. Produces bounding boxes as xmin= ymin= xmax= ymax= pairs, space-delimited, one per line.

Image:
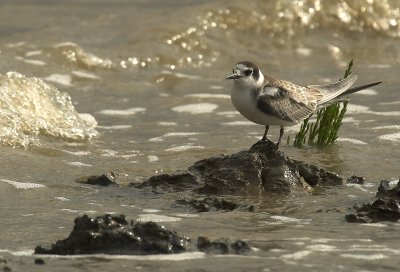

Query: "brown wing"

xmin=256 ymin=79 xmax=321 ymax=123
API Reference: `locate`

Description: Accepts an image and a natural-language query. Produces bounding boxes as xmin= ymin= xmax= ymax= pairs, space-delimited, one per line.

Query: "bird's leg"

xmin=275 ymin=126 xmax=284 ymax=150
xmin=261 ymin=125 xmax=269 ymax=142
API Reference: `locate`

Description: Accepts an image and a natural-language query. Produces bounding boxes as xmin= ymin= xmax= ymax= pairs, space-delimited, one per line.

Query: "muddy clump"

xmin=197 ymin=236 xmax=251 ymax=255
xmin=346 ymin=178 xmax=400 ymax=223
xmin=133 ymin=140 xmax=343 ymax=195
xmin=35 ymin=214 xmax=190 ymax=255
xmin=76 ymin=171 xmax=119 ymax=186
xmin=35 ymin=214 xmax=252 ymax=256
xmin=176 ymin=197 xmax=255 ymax=212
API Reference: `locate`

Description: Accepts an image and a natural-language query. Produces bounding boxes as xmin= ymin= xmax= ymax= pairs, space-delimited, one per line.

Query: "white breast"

xmin=230 ymin=84 xmax=295 ymax=127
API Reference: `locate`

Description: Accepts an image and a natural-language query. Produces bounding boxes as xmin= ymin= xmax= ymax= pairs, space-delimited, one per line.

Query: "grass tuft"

xmin=293 ymin=60 xmax=353 ymax=148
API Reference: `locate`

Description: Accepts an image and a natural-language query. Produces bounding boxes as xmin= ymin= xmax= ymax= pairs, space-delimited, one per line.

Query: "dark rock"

xmin=346 ymin=178 xmax=400 ymax=223
xmin=34 ymin=214 xmax=190 ymax=255
xmin=133 ymin=140 xmax=342 ymax=195
xmin=34 ymin=259 xmax=45 ymax=265
xmin=3 ymin=266 xmax=11 ymax=272
xmin=376 ymin=179 xmax=400 ymax=199
xmin=133 ymin=172 xmax=199 ymax=192
xmin=176 ymin=197 xmax=255 ymax=213
xmin=344 ymin=214 xmax=367 ymax=223
xmin=83 ymin=172 xmax=119 ymax=186
xmin=197 ymin=236 xmax=251 ymax=255
xmin=346 ymin=175 xmax=366 ymax=185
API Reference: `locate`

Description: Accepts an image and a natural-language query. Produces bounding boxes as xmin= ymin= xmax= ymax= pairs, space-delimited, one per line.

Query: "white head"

xmin=225 ymin=61 xmax=264 ymax=89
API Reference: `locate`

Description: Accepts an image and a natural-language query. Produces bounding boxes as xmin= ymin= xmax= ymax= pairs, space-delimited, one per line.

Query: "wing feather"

xmin=257 ymin=81 xmax=317 ymax=123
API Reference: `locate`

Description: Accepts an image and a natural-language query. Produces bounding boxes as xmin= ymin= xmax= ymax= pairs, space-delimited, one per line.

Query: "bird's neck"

xmin=256 ymin=71 xmax=265 ymax=87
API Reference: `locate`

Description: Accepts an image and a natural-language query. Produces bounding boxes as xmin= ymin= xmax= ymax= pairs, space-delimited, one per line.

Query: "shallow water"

xmin=1 ymin=0 xmax=400 ymax=271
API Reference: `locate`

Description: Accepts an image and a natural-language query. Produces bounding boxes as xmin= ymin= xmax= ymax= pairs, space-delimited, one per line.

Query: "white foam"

xmin=25 ymin=50 xmax=42 ymax=57
xmin=158 ymin=122 xmax=177 ymax=126
xmin=60 ymin=208 xmax=97 ymax=214
xmin=345 ymin=104 xmax=400 ymax=117
xmin=185 ymin=93 xmax=230 ymax=99
xmin=221 ymin=121 xmax=256 ymax=126
xmin=1 ymin=178 xmax=45 ymax=190
xmin=379 ymin=101 xmax=400 ymax=105
xmin=6 ymin=42 xmax=26 ymax=48
xmin=172 ymin=103 xmax=218 ymax=114
xmin=54 ymin=196 xmax=70 ymax=201
xmin=360 ymin=223 xmax=387 ymax=227
xmin=97 ymin=107 xmax=146 ymax=116
xmin=148 ymin=155 xmax=159 ymax=162
xmin=165 ymin=132 xmax=201 ymax=137
xmin=340 ymin=253 xmax=388 ymax=260
xmin=209 ymin=85 xmax=223 ymax=90
xmin=137 ymin=214 xmax=182 ymax=222
xmin=26 ymin=251 xmax=205 ymax=261
xmin=296 ymin=47 xmax=312 ymax=57
xmin=373 ymin=125 xmax=400 ymax=130
xmin=97 ymin=125 xmax=133 ymax=130
xmin=336 ymin=138 xmax=368 ymax=145
xmin=372 ymin=111 xmax=400 ymax=116
xmin=149 ymin=132 xmax=202 ymax=142
xmin=173 ymin=213 xmax=199 ymax=218
xmin=368 ymin=64 xmax=392 ymax=69
xmin=346 ymin=104 xmax=371 ymax=114
xmin=43 ymin=74 xmax=72 ymax=86
xmin=341 ymin=116 xmax=358 ymax=123
xmin=15 ymin=56 xmax=46 ymax=66
xmin=72 ymin=70 xmax=100 ymax=80
xmin=148 ymin=137 xmax=164 ymax=142
xmin=62 ymin=150 xmax=92 ymax=156
xmin=310 ymin=238 xmax=372 ymax=243
xmin=217 ymin=111 xmax=239 ymax=116
xmin=306 ymin=244 xmax=338 ymax=252
xmin=280 ymin=250 xmax=312 ymax=260
xmin=355 ymin=89 xmax=378 ymax=95
xmin=165 ymin=145 xmax=204 ymax=152
xmin=142 ymin=209 xmax=160 ymax=213
xmin=67 ymin=162 xmax=93 ymax=167
xmin=346 ymin=183 xmax=368 ymax=192
xmin=378 ymin=133 xmax=400 ymax=142
xmin=270 ymin=215 xmax=310 ymax=224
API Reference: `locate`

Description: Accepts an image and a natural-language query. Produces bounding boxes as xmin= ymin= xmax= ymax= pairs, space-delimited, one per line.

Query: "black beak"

xmin=225 ymin=73 xmax=241 ymax=80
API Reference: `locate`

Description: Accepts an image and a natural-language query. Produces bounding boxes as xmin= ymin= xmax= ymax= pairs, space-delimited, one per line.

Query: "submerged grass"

xmin=293 ymin=60 xmax=353 ymax=148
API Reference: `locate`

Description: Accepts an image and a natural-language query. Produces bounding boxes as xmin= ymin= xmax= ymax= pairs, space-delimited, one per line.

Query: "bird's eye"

xmin=244 ymin=69 xmax=253 ymax=76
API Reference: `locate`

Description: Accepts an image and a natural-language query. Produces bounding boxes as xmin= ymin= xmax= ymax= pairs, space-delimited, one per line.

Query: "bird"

xmin=226 ymin=61 xmax=382 ymax=149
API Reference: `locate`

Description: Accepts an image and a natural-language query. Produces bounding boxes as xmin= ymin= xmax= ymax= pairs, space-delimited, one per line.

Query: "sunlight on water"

xmin=52 ymin=42 xmax=114 ymax=70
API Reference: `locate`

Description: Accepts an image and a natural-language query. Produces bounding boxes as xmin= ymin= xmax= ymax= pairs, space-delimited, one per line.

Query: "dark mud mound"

xmin=76 ymin=171 xmax=119 ymax=186
xmin=133 ymin=140 xmax=343 ymax=195
xmin=197 ymin=236 xmax=251 ymax=255
xmin=346 ymin=178 xmax=400 ymax=223
xmin=35 ymin=214 xmax=190 ymax=255
xmin=175 ymin=197 xmax=255 ymax=212
xmin=34 ymin=214 xmax=251 ymax=256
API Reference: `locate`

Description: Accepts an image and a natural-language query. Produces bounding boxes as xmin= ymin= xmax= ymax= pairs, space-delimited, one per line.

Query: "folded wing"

xmin=256 ymin=83 xmax=317 ymax=123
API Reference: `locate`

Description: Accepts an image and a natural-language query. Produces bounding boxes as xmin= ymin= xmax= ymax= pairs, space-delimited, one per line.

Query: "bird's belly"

xmin=231 ymin=88 xmax=295 ymax=127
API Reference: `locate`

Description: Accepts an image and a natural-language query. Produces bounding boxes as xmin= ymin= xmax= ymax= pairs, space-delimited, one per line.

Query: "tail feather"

xmin=308 ymin=74 xmax=358 ymax=105
xmin=316 ymin=81 xmax=382 ymax=109
xmin=339 ymin=81 xmax=383 ymax=97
